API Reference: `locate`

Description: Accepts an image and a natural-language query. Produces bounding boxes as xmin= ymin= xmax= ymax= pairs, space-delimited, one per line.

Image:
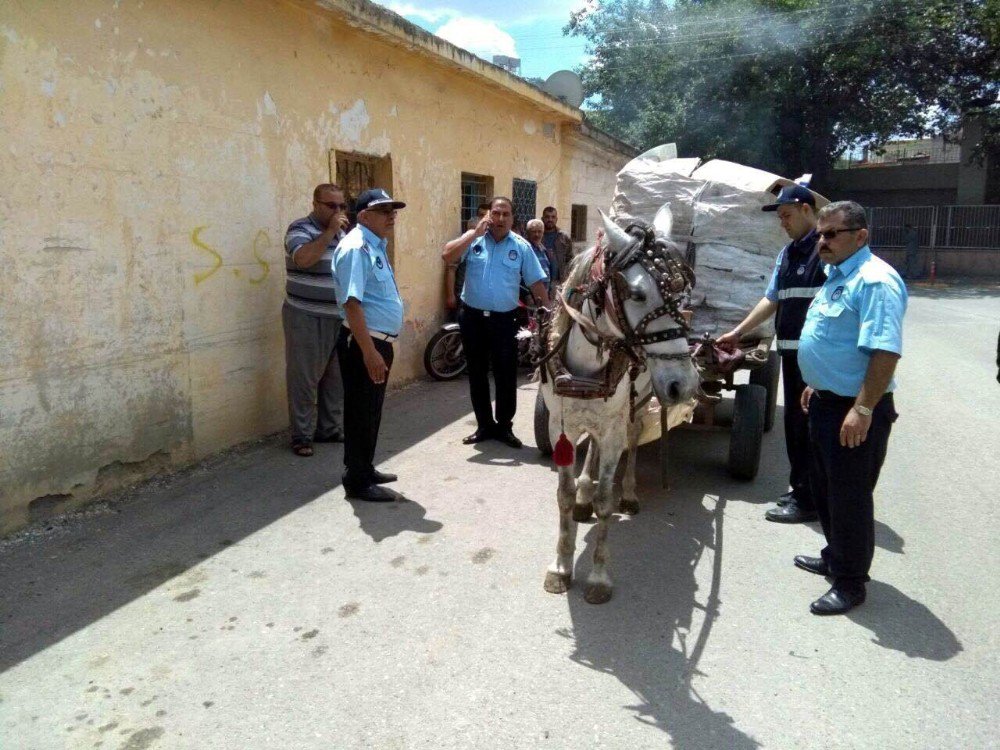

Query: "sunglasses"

xmin=817 ymin=226 xmax=862 ymax=241
xmin=317 ymin=201 xmax=348 ymax=210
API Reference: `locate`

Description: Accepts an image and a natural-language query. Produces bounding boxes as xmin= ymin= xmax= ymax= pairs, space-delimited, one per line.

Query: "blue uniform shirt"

xmin=798 ymin=245 xmax=907 ymax=397
xmin=331 ymin=225 xmax=403 ymax=336
xmin=461 ymin=231 xmax=546 ymax=312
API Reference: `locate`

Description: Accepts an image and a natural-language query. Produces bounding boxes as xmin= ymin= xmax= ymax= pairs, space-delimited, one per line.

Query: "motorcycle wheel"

xmin=424 ymin=328 xmax=467 ymax=381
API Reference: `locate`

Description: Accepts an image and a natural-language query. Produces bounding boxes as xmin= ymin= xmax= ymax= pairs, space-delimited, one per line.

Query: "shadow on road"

xmin=556 ymin=440 xmax=763 ymax=749
xmin=0 ymin=378 xmax=468 ymax=674
xmin=848 ymin=580 xmax=963 ymax=661
xmin=346 ymin=493 xmax=442 ymax=543
xmin=906 ymin=280 xmax=1000 ymax=300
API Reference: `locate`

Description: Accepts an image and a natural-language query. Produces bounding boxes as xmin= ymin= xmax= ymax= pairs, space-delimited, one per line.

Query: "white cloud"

xmin=382 ymin=2 xmax=459 ymax=24
xmin=435 ymin=17 xmax=518 ymax=59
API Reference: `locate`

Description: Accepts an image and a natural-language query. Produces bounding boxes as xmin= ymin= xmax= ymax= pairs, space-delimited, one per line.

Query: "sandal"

xmin=292 ymin=443 xmax=314 ymax=457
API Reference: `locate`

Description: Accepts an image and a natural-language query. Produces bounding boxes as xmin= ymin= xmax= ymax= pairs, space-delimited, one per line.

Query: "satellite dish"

xmin=542 ymin=70 xmax=584 ymax=108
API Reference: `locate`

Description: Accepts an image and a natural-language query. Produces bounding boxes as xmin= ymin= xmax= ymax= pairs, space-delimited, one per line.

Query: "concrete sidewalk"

xmin=1 ymin=285 xmax=997 ymax=749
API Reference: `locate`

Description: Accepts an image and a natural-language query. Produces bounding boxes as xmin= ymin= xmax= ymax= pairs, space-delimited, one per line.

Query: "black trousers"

xmin=337 ymin=330 xmax=394 ymax=489
xmin=458 ymin=304 xmax=517 ymax=432
xmin=781 ymin=353 xmax=814 ymax=509
xmin=808 ymin=391 xmax=897 ymax=585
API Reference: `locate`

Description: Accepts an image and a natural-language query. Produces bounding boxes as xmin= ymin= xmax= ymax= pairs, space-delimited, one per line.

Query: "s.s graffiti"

xmin=190 ymin=226 xmax=271 ymax=286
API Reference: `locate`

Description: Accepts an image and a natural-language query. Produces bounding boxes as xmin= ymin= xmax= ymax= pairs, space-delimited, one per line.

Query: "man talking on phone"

xmin=442 ymin=197 xmax=551 ymax=448
xmin=282 ymin=183 xmax=351 ymax=458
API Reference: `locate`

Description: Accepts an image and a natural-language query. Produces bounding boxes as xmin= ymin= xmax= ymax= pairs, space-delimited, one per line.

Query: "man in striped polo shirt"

xmin=718 ymin=184 xmax=825 ymax=524
xmin=282 ymin=183 xmax=350 ymax=457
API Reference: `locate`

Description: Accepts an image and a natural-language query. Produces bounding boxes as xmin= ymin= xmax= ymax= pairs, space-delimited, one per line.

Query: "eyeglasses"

xmin=817 ymin=226 xmax=862 ymax=241
xmin=317 ymin=201 xmax=348 ymax=210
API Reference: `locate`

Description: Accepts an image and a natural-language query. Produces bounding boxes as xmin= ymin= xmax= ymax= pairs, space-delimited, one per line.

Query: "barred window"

xmin=511 ymin=178 xmax=537 ymax=232
xmin=461 ymin=173 xmax=494 ymax=234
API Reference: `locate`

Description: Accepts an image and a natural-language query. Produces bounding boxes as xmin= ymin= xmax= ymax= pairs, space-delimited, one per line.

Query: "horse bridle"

xmin=602 ymin=222 xmax=695 ymax=362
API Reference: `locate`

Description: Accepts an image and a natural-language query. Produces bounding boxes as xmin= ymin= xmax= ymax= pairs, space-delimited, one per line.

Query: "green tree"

xmin=568 ymin=0 xmax=999 ymax=189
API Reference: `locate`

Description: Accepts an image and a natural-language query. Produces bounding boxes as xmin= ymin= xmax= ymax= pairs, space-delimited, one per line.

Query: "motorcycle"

xmin=423 ymin=301 xmax=542 ymax=381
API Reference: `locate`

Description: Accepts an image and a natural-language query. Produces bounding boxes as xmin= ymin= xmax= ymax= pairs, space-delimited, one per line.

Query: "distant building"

xmin=492 ymin=55 xmax=521 ymax=76
xmin=829 ymin=120 xmax=994 ymax=207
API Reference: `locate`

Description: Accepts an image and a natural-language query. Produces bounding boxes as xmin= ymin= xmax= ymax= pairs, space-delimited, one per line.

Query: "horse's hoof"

xmin=544 ymin=571 xmax=571 ymax=594
xmin=584 ymin=583 xmax=613 ymax=605
xmin=619 ymin=498 xmax=640 ymax=515
xmin=572 ymin=503 xmax=593 ymax=522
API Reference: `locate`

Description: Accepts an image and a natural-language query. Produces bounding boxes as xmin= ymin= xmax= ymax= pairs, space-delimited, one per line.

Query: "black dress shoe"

xmin=777 ymin=491 xmax=795 ymax=506
xmin=810 ymin=585 xmax=866 ymax=615
xmin=765 ymin=502 xmax=818 ymax=524
xmin=794 ymin=555 xmax=830 ymax=576
xmin=462 ymin=427 xmax=494 ymax=444
xmin=345 ymin=484 xmax=396 ymax=502
xmin=371 ymin=470 xmax=397 ymax=485
xmin=495 ymin=429 xmax=523 ymax=449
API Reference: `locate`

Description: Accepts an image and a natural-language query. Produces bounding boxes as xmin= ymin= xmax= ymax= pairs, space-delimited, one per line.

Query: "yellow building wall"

xmin=562 ymin=130 xmax=628 ymax=252
xmin=0 ymin=0 xmax=628 ymax=532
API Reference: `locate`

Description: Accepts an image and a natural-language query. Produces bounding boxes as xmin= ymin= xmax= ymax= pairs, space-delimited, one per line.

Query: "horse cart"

xmin=534 ymin=334 xmax=779 ymax=482
xmin=533 ymin=146 xmax=824 ymax=484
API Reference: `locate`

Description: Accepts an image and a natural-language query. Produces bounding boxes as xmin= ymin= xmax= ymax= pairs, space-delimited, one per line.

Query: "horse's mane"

xmin=549 ymin=244 xmax=599 ymax=346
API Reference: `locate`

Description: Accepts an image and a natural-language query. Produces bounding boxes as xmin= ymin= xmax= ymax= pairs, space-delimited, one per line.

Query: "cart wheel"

xmin=423 ymin=326 xmax=466 ymax=381
xmin=534 ymin=390 xmax=553 ymax=456
xmin=749 ymin=351 xmax=780 ymax=432
xmin=729 ymin=384 xmax=766 ymax=480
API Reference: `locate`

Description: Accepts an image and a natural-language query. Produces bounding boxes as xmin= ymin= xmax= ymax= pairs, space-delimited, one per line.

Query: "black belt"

xmin=814 ymin=390 xmax=892 ymax=405
xmin=814 ymin=389 xmax=854 ymax=402
xmin=343 ymin=325 xmax=396 ymax=342
xmin=462 ymin=303 xmax=515 ymax=318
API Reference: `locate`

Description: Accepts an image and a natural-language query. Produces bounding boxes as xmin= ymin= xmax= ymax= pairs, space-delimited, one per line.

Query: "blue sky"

xmin=372 ymin=1 xmax=594 ymax=80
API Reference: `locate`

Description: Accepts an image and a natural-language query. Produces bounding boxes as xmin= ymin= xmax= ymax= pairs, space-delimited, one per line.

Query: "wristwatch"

xmin=853 ymin=404 xmax=873 ymax=417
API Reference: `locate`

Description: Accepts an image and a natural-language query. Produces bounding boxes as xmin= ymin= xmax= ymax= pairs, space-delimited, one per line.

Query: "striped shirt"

xmin=284 ymin=215 xmax=344 ymax=318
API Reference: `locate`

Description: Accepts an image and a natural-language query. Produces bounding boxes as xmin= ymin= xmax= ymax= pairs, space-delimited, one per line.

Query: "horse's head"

xmin=600 ymin=211 xmax=700 ymax=406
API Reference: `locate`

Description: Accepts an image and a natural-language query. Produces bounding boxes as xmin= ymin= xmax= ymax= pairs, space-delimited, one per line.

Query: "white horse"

xmin=540 ymin=212 xmax=700 ymax=604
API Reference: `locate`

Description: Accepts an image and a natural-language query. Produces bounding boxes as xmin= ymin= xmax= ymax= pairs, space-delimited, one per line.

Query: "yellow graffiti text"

xmin=191 ymin=226 xmax=223 ymax=285
xmin=250 ymin=230 xmax=272 ymax=285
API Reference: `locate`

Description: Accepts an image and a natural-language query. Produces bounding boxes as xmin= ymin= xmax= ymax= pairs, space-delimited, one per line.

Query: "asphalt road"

xmin=1 ymin=282 xmax=998 ymax=750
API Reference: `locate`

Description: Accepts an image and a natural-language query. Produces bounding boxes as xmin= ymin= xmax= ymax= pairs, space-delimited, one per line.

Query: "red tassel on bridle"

xmin=553 ymin=432 xmax=574 ymax=466
xmin=553 ymin=399 xmax=574 ymax=466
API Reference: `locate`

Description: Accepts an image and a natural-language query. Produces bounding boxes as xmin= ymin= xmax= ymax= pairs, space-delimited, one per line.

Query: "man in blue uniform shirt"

xmin=718 ymin=184 xmax=826 ymax=524
xmin=331 ymin=188 xmax=406 ymax=502
xmin=442 ymin=197 xmax=551 ymax=448
xmin=795 ymin=201 xmax=907 ymax=615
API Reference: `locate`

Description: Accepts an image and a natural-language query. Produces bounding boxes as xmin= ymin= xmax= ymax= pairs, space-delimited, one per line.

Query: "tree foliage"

xmin=567 ymin=0 xmax=999 ymax=186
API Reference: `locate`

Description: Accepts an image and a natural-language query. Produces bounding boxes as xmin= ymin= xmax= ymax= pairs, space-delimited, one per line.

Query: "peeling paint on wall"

xmin=339 ymin=99 xmax=369 ymax=143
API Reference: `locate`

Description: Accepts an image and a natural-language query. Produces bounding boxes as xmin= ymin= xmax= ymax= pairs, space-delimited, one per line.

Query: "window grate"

xmin=461 ymin=173 xmax=493 ymax=234
xmin=511 ymin=178 xmax=537 ymax=232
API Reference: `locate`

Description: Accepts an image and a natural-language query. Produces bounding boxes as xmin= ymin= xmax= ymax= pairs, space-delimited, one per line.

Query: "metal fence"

xmin=836 ymin=141 xmax=961 ymax=169
xmin=866 ymin=205 xmax=1000 ymax=250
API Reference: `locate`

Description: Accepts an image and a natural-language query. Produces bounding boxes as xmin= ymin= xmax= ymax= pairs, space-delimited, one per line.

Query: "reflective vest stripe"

xmin=777 ymin=286 xmax=822 ymax=300
xmin=776 ymin=339 xmax=799 ymax=351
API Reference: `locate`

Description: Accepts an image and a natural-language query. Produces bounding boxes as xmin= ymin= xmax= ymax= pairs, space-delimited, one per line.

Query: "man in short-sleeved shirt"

xmin=525 ymin=218 xmax=557 ymax=298
xmin=282 ymin=184 xmax=350 ymax=457
xmin=794 ymin=201 xmax=907 ymax=616
xmin=718 ymin=184 xmax=825 ymax=524
xmin=331 ymin=188 xmax=406 ymax=502
xmin=442 ymin=197 xmax=551 ymax=448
